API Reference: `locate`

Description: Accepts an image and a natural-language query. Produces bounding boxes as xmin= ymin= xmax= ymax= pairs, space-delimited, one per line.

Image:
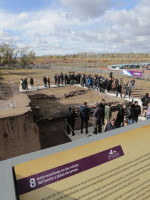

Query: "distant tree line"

xmin=0 ymin=44 xmax=35 ymax=67
xmin=36 ymin=52 xmax=150 ymax=59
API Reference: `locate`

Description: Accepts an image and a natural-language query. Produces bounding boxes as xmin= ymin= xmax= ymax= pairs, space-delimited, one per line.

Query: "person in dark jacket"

xmin=116 ymin=104 xmax=126 ymax=127
xmin=60 ymin=72 xmax=64 ymax=85
xmin=99 ymin=99 xmax=105 ymax=124
xmin=24 ymin=78 xmax=29 ymax=90
xmin=141 ymin=93 xmax=150 ymax=116
xmin=64 ymin=74 xmax=68 ymax=85
xmin=30 ymin=77 xmax=34 ymax=88
xmin=141 ymin=93 xmax=149 ymax=106
xmin=132 ymin=101 xmax=141 ymax=122
xmin=65 ymin=107 xmax=75 ymax=136
xmin=116 ymin=83 xmax=122 ymax=98
xmin=126 ymin=104 xmax=134 ymax=125
xmin=93 ymin=103 xmax=103 ymax=134
xmin=57 ymin=74 xmax=61 ymax=86
xmin=80 ymin=102 xmax=90 ymax=134
xmin=107 ymin=78 xmax=112 ymax=93
xmin=105 ymin=119 xmax=117 ymax=132
xmin=81 ymin=74 xmax=86 ymax=86
xmin=43 ymin=76 xmax=47 ymax=87
xmin=109 ymin=71 xmax=113 ymax=79
xmin=78 ymin=73 xmax=81 ymax=84
xmin=47 ymin=76 xmax=50 ymax=88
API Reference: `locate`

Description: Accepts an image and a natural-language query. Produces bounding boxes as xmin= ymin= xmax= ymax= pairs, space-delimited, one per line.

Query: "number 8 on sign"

xmin=29 ymin=178 xmax=36 ymax=188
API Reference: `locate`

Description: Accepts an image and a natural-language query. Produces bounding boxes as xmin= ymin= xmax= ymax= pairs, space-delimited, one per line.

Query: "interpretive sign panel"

xmin=123 ymin=69 xmax=143 ymax=77
xmin=14 ymin=124 xmax=150 ymax=200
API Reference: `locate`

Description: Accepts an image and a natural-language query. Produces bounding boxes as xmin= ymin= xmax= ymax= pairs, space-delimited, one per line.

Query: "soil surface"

xmin=28 ymin=85 xmax=122 ymax=150
xmin=0 ymin=69 xmax=149 ymax=157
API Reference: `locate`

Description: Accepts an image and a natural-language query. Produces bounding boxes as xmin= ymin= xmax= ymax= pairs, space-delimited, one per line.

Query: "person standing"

xmin=99 ymin=99 xmax=105 ymax=125
xmin=24 ymin=78 xmax=29 ymax=90
xmin=87 ymin=76 xmax=92 ymax=88
xmin=111 ymin=80 xmax=116 ymax=94
xmin=30 ymin=77 xmax=34 ymax=88
xmin=78 ymin=73 xmax=81 ymax=84
xmin=65 ymin=107 xmax=75 ymax=136
xmin=20 ymin=78 xmax=24 ymax=90
xmin=141 ymin=93 xmax=150 ymax=116
xmin=104 ymin=103 xmax=112 ymax=131
xmin=64 ymin=74 xmax=68 ymax=85
xmin=57 ymin=74 xmax=61 ymax=87
xmin=43 ymin=76 xmax=47 ymax=87
xmin=124 ymin=81 xmax=129 ymax=98
xmin=47 ymin=76 xmax=50 ymax=88
xmin=146 ymin=102 xmax=150 ymax=120
xmin=116 ymin=104 xmax=126 ymax=128
xmin=96 ymin=77 xmax=100 ymax=92
xmin=54 ymin=74 xmax=57 ymax=85
xmin=109 ymin=71 xmax=113 ymax=79
xmin=131 ymin=79 xmax=135 ymax=89
xmin=126 ymin=104 xmax=134 ymax=125
xmin=107 ymin=78 xmax=112 ymax=93
xmin=80 ymin=102 xmax=90 ymax=134
xmin=128 ymin=82 xmax=132 ymax=99
xmin=93 ymin=103 xmax=103 ymax=134
xmin=124 ymin=82 xmax=132 ymax=99
xmin=132 ymin=101 xmax=141 ymax=123
xmin=141 ymin=93 xmax=149 ymax=106
xmin=116 ymin=82 xmax=122 ymax=98
xmin=81 ymin=74 xmax=86 ymax=86
xmin=60 ymin=72 xmax=64 ymax=85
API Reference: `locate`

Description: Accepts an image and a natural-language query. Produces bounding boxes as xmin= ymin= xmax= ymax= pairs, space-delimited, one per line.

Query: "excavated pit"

xmin=28 ymin=88 xmax=123 ymax=150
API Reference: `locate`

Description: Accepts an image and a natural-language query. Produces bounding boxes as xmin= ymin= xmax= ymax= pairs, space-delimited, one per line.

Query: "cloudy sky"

xmin=0 ymin=0 xmax=149 ymax=55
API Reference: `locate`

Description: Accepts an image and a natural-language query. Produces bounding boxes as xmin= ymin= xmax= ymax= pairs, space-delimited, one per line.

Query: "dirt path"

xmin=0 ymin=80 xmax=31 ymax=118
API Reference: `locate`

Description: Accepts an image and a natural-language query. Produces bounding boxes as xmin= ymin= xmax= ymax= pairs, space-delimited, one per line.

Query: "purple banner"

xmin=16 ymin=145 xmax=124 ymax=196
xmin=128 ymin=70 xmax=143 ymax=77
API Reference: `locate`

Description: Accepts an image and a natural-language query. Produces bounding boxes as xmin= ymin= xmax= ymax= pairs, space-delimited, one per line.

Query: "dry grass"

xmin=35 ymin=56 xmax=150 ymax=68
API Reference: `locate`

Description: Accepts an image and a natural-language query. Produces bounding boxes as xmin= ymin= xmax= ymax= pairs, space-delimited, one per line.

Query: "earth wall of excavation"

xmin=0 ymin=111 xmax=40 ymax=161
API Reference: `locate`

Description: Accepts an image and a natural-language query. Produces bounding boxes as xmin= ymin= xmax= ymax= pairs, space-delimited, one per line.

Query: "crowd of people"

xmin=20 ymin=77 xmax=34 ymax=90
xmin=20 ymin=72 xmax=136 ymax=100
xmin=43 ymin=76 xmax=51 ymax=88
xmin=53 ymin=72 xmax=135 ymax=99
xmin=65 ymin=98 xmax=150 ymax=136
xmin=19 ymin=71 xmax=150 ymax=136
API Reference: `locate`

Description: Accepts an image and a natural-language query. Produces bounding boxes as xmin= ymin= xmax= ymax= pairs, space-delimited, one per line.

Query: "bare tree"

xmin=0 ymin=44 xmax=35 ymax=67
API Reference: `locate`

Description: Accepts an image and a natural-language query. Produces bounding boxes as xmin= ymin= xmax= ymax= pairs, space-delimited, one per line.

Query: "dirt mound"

xmin=30 ymin=93 xmax=56 ymax=100
xmin=60 ymin=90 xmax=88 ymax=98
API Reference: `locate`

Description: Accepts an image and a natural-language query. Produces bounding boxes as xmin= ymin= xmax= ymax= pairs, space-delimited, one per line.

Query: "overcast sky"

xmin=0 ymin=0 xmax=150 ymax=55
